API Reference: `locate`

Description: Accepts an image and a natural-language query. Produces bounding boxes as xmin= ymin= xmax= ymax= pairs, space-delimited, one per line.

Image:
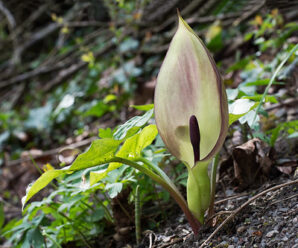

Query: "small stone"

xmin=237 ymin=226 xmax=246 ymax=234
xmin=282 ymin=236 xmax=289 ymax=241
xmin=219 ymin=241 xmax=228 ymax=246
xmin=248 ymin=228 xmax=255 ymax=235
xmin=266 ymin=230 xmax=278 ymax=238
xmin=293 ymin=217 xmax=297 ymax=224
xmin=233 ymin=237 xmax=239 ymax=243
xmin=279 ymin=207 xmax=289 ymax=212
xmin=228 ymin=245 xmax=234 ymax=248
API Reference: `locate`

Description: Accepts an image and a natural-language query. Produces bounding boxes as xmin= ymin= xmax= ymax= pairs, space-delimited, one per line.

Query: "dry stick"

xmin=0 ymin=29 xmax=111 ymax=87
xmin=6 ymin=136 xmax=97 ymax=167
xmin=206 ymin=210 xmax=233 ymax=223
xmin=214 ymin=193 xmax=249 ymax=205
xmin=0 ymin=1 xmax=15 ymax=28
xmin=233 ymin=0 xmax=265 ymax=26
xmin=268 ymin=193 xmax=298 ymax=207
xmin=199 ymin=179 xmax=298 ymax=248
xmin=43 ymin=40 xmax=116 ymax=92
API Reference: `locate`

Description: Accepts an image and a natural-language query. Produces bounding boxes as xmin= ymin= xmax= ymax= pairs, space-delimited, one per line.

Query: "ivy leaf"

xmin=86 ymin=208 xmax=105 ymax=222
xmin=226 ymin=88 xmax=239 ymax=101
xmin=239 ymin=109 xmax=260 ymax=127
xmin=23 ymin=227 xmax=44 ymax=248
xmin=113 ymin=109 xmax=154 ymax=140
xmin=105 ymin=182 xmax=123 ymax=198
xmin=84 ymin=101 xmax=110 ymax=118
xmin=228 ymin=99 xmax=258 ymax=125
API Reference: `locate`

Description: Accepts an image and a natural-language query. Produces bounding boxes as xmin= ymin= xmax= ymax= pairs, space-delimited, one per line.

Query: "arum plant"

xmin=155 ymin=14 xmax=228 ymax=224
xmin=21 ymin=15 xmax=229 ymax=238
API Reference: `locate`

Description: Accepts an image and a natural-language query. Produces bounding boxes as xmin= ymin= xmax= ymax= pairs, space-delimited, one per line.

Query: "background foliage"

xmin=0 ymin=0 xmax=297 ymax=247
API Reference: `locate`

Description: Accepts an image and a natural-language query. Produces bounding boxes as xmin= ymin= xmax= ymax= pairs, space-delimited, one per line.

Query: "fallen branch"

xmin=199 ymin=179 xmax=298 ymax=247
xmin=0 ymin=0 xmax=15 ymax=28
xmin=5 ymin=136 xmax=97 ymax=167
xmin=43 ymin=40 xmax=115 ymax=92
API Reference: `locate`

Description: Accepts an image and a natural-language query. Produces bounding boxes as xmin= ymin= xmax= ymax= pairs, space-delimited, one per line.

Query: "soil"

xmin=138 ymin=174 xmax=298 ymax=248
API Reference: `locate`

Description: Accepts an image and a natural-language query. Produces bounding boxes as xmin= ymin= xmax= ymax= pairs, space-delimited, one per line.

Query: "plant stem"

xmin=134 ymin=157 xmax=179 ymax=192
xmin=252 ymin=44 xmax=298 ymax=126
xmin=42 ymin=229 xmax=63 ymax=248
xmin=187 ymin=160 xmax=210 ymax=224
xmin=208 ymin=153 xmax=220 ymax=220
xmin=110 ymin=157 xmax=201 ymax=235
xmin=135 ymin=185 xmax=141 ymax=245
xmin=47 ymin=205 xmax=92 ymax=248
xmin=93 ymin=194 xmax=114 ymax=224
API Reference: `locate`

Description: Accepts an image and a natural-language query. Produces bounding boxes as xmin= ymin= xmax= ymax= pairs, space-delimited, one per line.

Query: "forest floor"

xmin=143 ymin=175 xmax=297 ymax=248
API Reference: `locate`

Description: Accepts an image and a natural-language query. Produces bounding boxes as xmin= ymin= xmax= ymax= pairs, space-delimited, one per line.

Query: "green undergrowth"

xmin=1 ymin=8 xmax=298 ymax=248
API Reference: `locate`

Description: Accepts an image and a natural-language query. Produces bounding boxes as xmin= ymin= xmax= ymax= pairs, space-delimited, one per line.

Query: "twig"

xmin=233 ymin=0 xmax=266 ymax=26
xmin=5 ymin=136 xmax=97 ymax=167
xmin=199 ymin=179 xmax=298 ymax=248
xmin=43 ymin=39 xmax=116 ymax=92
xmin=9 ymin=2 xmax=90 ymax=67
xmin=268 ymin=193 xmax=298 ymax=207
xmin=0 ymin=1 xmax=15 ymax=28
xmin=0 ymin=29 xmax=111 ymax=87
xmin=206 ymin=210 xmax=233 ymax=223
xmin=66 ymin=21 xmax=108 ymax=28
xmin=158 ymin=237 xmax=183 ymax=248
xmin=214 ymin=193 xmax=249 ymax=205
xmin=265 ymin=98 xmax=298 ymax=112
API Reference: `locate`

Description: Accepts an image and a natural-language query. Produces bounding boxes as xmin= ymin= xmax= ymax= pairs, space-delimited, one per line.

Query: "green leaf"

xmin=113 ymin=109 xmax=154 ymax=140
xmin=267 ymin=120 xmax=298 ymax=145
xmin=130 ymin=104 xmax=154 ymax=111
xmin=244 ymin=79 xmax=284 ymax=86
xmin=22 ymin=138 xmax=121 ymax=208
xmin=24 ymin=104 xmax=52 ymax=131
xmin=227 ymin=57 xmax=251 ymax=72
xmin=69 ymin=138 xmax=122 ymax=171
xmin=0 ymin=202 xmax=4 ymax=229
xmin=288 ymin=132 xmax=298 ymax=138
xmin=84 ymin=101 xmax=110 ymax=118
xmin=228 ymin=99 xmax=258 ymax=125
xmin=110 ymin=124 xmax=158 ymax=166
xmin=243 ymin=95 xmax=278 ymax=103
xmin=90 ymin=125 xmax=158 ymax=185
xmin=239 ymin=109 xmax=259 ymax=127
xmin=105 ymin=182 xmax=123 ymax=198
xmin=22 ymin=169 xmax=66 ymax=208
xmin=90 ymin=169 xmax=109 ymax=186
xmin=98 ymin=127 xmax=113 ymax=138
xmin=23 ymin=227 xmax=44 ymax=248
xmin=226 ymin=88 xmax=239 ymax=101
xmin=269 ymin=125 xmax=281 ymax=147
xmin=86 ymin=208 xmax=105 ymax=222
